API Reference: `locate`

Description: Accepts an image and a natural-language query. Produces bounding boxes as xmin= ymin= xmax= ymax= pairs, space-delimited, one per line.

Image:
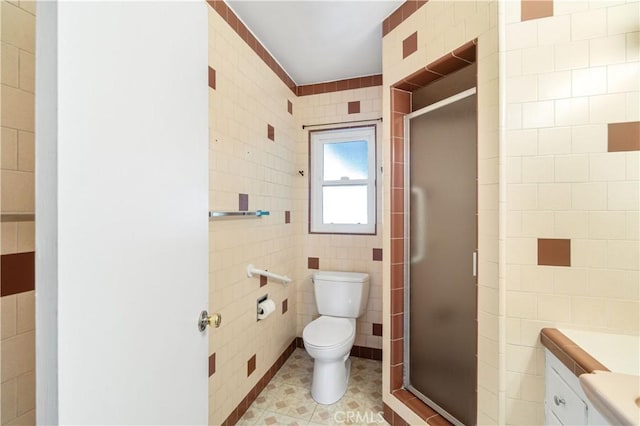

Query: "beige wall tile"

xmin=571 ymin=7 xmax=607 ymax=40
xmin=1 ymin=43 xmax=19 ymax=87
xmin=555 ymin=97 xmax=590 ymax=126
xmin=608 ymin=181 xmax=639 ymax=210
xmin=554 ymin=155 xmax=589 ymax=182
xmin=0 ymin=2 xmax=35 ymax=53
xmin=18 ymin=50 xmax=34 ymax=93
xmin=537 ymin=294 xmax=572 ymax=322
xmin=16 ymin=291 xmax=34 ymax=334
xmin=0 ymin=170 xmax=34 ymax=212
xmin=1 ymin=126 xmax=18 ymax=170
xmin=18 ymin=1 xmax=36 ymax=15
xmin=571 ymin=182 xmax=607 ymax=210
xmin=1 ymin=331 xmax=35 ymax=382
xmin=537 ymin=71 xmax=571 ymax=101
xmin=17 ymin=130 xmax=33 ymax=172
xmin=16 ymin=370 xmax=34 ymax=415
xmin=1 ymin=85 xmax=34 ymax=131
xmin=522 ymin=101 xmax=555 ymax=129
xmin=1 ymin=378 xmax=18 ymax=424
xmin=1 ymin=295 xmax=17 ymax=339
xmin=590 ymin=34 xmax=627 ymax=66
xmin=16 ymin=221 xmax=34 ymax=252
xmin=606 ymin=2 xmax=640 ymax=36
xmin=538 ymin=183 xmax=572 ymax=210
xmin=606 ymin=300 xmax=640 ymax=331
xmin=1 ymin=222 xmax=18 ymax=254
xmin=6 ymin=409 xmax=34 ymax=426
xmin=554 ymin=40 xmax=589 ymax=71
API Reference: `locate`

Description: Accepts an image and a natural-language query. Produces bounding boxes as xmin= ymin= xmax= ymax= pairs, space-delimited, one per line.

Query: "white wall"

xmin=36 ymin=2 xmax=209 ymax=424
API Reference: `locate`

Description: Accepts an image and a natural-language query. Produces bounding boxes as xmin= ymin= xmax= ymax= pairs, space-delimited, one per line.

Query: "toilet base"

xmin=311 ymin=354 xmax=351 ymax=405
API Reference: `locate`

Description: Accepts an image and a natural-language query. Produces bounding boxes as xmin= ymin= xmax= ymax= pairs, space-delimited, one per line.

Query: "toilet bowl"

xmin=303 ymin=316 xmax=356 ymax=404
xmin=302 ymin=271 xmax=370 ymax=405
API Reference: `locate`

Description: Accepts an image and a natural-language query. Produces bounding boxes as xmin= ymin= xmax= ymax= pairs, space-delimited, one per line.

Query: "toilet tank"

xmin=313 ymin=271 xmax=370 ymax=318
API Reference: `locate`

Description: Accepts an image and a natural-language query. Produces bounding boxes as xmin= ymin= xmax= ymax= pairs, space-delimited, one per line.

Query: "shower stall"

xmin=403 ymin=88 xmax=478 ymax=426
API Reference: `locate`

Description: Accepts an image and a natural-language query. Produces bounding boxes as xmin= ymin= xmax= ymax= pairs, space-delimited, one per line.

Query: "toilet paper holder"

xmin=257 ymin=294 xmax=268 ymax=321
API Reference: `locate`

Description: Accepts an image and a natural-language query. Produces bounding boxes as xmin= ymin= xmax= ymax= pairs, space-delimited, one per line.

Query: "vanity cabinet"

xmin=544 ymin=350 xmax=609 ymax=426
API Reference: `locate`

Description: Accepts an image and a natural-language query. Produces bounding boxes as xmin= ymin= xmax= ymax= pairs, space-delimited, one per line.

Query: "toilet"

xmin=302 ymin=271 xmax=370 ymax=405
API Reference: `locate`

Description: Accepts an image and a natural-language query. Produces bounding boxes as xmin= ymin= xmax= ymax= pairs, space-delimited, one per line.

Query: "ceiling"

xmin=226 ymin=1 xmax=404 ymax=86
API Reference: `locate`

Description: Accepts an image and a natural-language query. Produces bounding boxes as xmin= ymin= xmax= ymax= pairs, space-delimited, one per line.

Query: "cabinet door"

xmin=546 ymin=366 xmax=588 ymax=425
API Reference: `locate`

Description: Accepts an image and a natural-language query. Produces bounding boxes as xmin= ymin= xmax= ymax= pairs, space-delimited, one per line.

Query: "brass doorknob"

xmin=198 ymin=310 xmax=222 ymax=331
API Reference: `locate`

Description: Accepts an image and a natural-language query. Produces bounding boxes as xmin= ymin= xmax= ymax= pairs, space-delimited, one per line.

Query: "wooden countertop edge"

xmin=540 ymin=328 xmax=611 ymax=377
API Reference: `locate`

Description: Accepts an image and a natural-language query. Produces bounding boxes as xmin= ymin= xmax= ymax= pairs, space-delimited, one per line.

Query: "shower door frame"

xmin=402 ymin=87 xmax=478 ymax=426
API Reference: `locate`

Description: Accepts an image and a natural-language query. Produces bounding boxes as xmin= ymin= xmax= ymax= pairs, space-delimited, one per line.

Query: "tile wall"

xmin=381 ymin=1 xmax=500 ymax=425
xmin=294 ymin=86 xmax=384 ymax=351
xmin=0 ymin=1 xmax=37 ymax=425
xmin=503 ymin=1 xmax=639 ymax=424
xmin=207 ymin=5 xmax=299 ymax=425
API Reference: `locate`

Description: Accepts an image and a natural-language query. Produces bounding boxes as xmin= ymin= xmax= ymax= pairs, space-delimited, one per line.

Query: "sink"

xmin=579 ymin=370 xmax=640 ymax=426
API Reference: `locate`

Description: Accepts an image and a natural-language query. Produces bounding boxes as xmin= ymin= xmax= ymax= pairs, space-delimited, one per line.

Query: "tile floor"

xmin=238 ymin=349 xmax=388 ymax=426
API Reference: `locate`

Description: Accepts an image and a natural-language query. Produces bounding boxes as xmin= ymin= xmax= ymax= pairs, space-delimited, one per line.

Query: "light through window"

xmin=309 ymin=126 xmax=376 ymax=234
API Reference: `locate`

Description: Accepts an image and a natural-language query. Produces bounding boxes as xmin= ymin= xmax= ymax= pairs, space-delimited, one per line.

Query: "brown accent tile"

xmin=521 ymin=0 xmax=553 ymax=21
xmin=427 ymin=53 xmax=469 ymax=76
xmin=208 ymin=67 xmax=216 ymax=89
xmin=427 ymin=415 xmax=454 ymax=426
xmin=391 ymin=339 xmax=403 ymax=365
xmin=372 ymin=348 xmax=382 ymax=361
xmin=247 ymin=354 xmax=256 ymax=377
xmin=282 ymin=298 xmax=288 ymax=314
xmin=391 ymin=88 xmax=412 ymax=114
xmin=391 ymin=264 xmax=404 ymax=290
xmin=260 ymin=275 xmax=267 ymax=287
xmin=393 ymin=113 xmax=405 ymax=142
xmin=383 ymin=403 xmax=393 ymax=424
xmin=393 ymin=412 xmax=410 ymax=426
xmin=392 ymin=388 xmax=416 ymax=403
xmin=348 ymin=101 xmax=361 ymax=114
xmin=405 ymin=396 xmax=438 ymax=420
xmin=295 ymin=336 xmax=304 ymax=348
xmin=388 ymin=9 xmax=403 ymax=35
xmin=538 ymin=238 xmax=571 ymax=266
xmin=391 ymin=188 xmax=404 ymax=214
xmin=391 ymin=313 xmax=404 ymax=340
xmin=287 ymin=100 xmax=293 ymax=115
xmin=239 ymin=193 xmax=249 ymax=211
xmin=608 ymin=121 xmax=640 ymax=152
xmin=453 ymin=41 xmax=477 ymax=63
xmin=390 ymin=364 xmax=403 ymax=391
xmin=372 ymin=248 xmax=383 ymax=261
xmin=391 ymin=238 xmax=404 ymax=264
xmin=297 ymin=74 xmax=382 ymax=96
xmin=267 ymin=124 xmax=275 ymax=141
xmin=391 ymin=136 xmax=405 ymax=164
xmin=372 ymin=323 xmax=383 ymax=336
xmin=391 ymin=288 xmax=404 ymax=314
xmin=392 ymin=161 xmax=404 ymax=188
xmin=284 ymin=210 xmax=291 ymax=224
xmin=403 ymin=32 xmax=418 ymax=59
xmin=307 ymin=257 xmax=319 ymax=269
xmin=1 ymin=252 xmax=35 ymax=297
xmin=391 ymin=213 xmax=404 ymax=239
xmin=208 ymin=353 xmax=216 ymax=376
xmin=540 ymin=328 xmax=610 ymax=377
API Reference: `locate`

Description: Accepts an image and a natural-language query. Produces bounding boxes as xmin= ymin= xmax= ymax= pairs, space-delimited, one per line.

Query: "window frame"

xmin=308 ymin=125 xmax=377 ymax=235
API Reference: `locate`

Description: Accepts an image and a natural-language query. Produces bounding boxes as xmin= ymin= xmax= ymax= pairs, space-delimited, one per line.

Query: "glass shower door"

xmin=405 ymin=92 xmax=477 ymax=426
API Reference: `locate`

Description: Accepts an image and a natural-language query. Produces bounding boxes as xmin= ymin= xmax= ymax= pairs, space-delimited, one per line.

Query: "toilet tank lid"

xmin=313 ymin=271 xmax=369 ymax=283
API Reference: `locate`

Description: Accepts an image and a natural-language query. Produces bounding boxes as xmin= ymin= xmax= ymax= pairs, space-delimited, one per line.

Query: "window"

xmin=309 ymin=126 xmax=376 ymax=234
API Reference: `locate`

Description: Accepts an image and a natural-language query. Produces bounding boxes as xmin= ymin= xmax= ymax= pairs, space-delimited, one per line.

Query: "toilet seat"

xmin=303 ymin=316 xmax=354 ymax=350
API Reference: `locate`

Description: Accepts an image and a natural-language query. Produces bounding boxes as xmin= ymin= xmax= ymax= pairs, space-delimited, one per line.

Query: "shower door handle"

xmin=472 ymin=250 xmax=478 ymax=277
xmin=410 ymin=186 xmax=426 ymax=264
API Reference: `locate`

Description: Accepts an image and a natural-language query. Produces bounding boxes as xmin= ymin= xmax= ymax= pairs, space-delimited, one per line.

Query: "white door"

xmin=35 ymin=2 xmax=209 ymax=424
